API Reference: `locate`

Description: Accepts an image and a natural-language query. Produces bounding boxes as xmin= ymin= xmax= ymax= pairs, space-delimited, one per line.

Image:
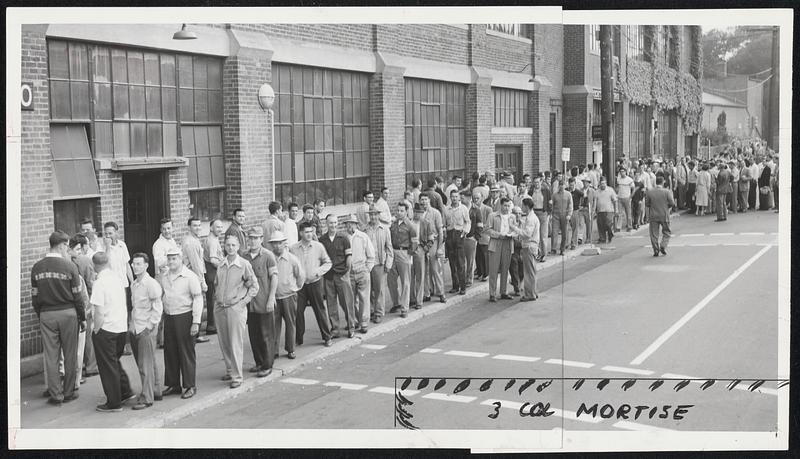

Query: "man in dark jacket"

xmin=646 ymin=176 xmax=676 ymax=256
xmin=715 ymin=162 xmax=733 ymax=222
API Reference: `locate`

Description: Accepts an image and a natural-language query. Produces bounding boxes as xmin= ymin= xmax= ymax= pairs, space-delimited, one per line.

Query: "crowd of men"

xmin=32 ymin=139 xmax=780 ymax=413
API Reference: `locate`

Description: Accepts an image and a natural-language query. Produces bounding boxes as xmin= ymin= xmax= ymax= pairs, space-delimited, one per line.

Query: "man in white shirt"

xmin=443 ymin=189 xmax=471 ymax=295
xmin=101 ymin=221 xmax=134 ymax=289
xmin=344 ymin=214 xmax=375 ymax=333
xmin=152 ymin=218 xmax=179 ymax=282
xmin=80 ymin=219 xmax=102 ymax=258
xmin=616 ymin=168 xmax=635 ymax=232
xmin=374 ymin=187 xmax=393 ymax=225
xmin=91 ymin=251 xmax=135 ymax=412
xmin=284 ymin=202 xmax=300 ymax=246
xmin=517 ymin=197 xmax=541 ymax=302
xmin=444 ymin=175 xmax=462 ymax=198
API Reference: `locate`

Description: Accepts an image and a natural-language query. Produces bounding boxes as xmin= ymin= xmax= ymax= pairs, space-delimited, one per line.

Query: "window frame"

xmin=589 ymin=24 xmax=601 ymax=55
xmin=492 ymin=87 xmax=530 ymax=128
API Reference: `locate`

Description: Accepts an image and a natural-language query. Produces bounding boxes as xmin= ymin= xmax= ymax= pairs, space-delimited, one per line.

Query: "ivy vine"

xmin=689 ymin=25 xmax=703 ymax=81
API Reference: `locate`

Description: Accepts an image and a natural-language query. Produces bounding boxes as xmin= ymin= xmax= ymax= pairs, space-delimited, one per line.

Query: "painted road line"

xmin=688 ymin=243 xmax=717 ymax=247
xmin=281 ymin=377 xmax=320 ymax=385
xmin=601 ymin=365 xmax=654 ymax=376
xmin=710 ymin=232 xmax=735 ymax=236
xmin=630 ymin=244 xmax=773 ymax=366
xmin=360 ymin=344 xmax=387 ymax=350
xmin=423 ymin=393 xmax=477 ymax=403
xmin=613 ymin=420 xmax=676 ymax=432
xmin=769 ymin=232 xmax=779 ymax=235
xmin=661 ymin=373 xmax=700 ymax=380
xmin=420 ymin=348 xmax=442 ymax=354
xmin=322 ymin=382 xmax=368 ymax=391
xmin=679 ymin=233 xmax=704 ymax=237
xmin=479 ymin=398 xmax=524 ymax=411
xmin=551 ymin=408 xmax=604 ymax=424
xmin=444 ymin=350 xmax=491 ymax=358
xmin=371 ymin=386 xmax=420 ymax=396
xmin=740 ymin=232 xmax=765 ymax=236
xmin=725 ymin=243 xmax=753 ymax=246
xmin=544 ymin=358 xmax=595 ymax=368
xmin=492 ymin=354 xmax=541 ymax=363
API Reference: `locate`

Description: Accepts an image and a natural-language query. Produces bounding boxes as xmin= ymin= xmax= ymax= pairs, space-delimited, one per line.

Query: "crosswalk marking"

xmin=709 ymin=233 xmax=735 ymax=236
xmin=420 ymin=348 xmax=442 ymax=354
xmin=323 ymin=382 xmax=368 ymax=390
xmin=740 ymin=232 xmax=765 ymax=236
xmin=679 ymin=233 xmax=704 ymax=237
xmin=613 ymin=420 xmax=676 ymax=432
xmin=422 ymin=393 xmax=476 ymax=403
xmin=360 ymin=344 xmax=387 ymax=350
xmin=544 ymin=358 xmax=594 ymax=368
xmin=492 ymin=354 xmax=541 ymax=363
xmin=369 ymin=386 xmax=419 ymax=396
xmin=601 ymin=365 xmax=654 ymax=376
xmin=444 ymin=350 xmax=490 ymax=358
xmin=281 ymin=377 xmax=320 ymax=385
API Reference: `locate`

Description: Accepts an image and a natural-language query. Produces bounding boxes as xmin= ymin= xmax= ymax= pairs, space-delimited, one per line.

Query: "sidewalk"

xmin=18 ymin=226 xmax=650 ymax=429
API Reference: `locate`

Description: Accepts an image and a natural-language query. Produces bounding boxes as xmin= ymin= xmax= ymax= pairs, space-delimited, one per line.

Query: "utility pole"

xmin=599 ymin=25 xmax=615 ymax=187
xmin=768 ymin=25 xmax=779 ymax=150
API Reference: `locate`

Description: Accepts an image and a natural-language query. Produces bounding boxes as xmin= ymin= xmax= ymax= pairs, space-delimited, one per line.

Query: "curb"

xmin=130 ymin=245 xmax=591 ymax=428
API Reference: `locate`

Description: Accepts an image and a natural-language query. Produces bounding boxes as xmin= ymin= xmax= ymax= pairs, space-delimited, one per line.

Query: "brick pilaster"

xmin=97 ymin=169 xmax=124 ymax=237
xmin=369 ymin=64 xmax=406 ymax=201
xmin=466 ymin=73 xmax=493 ymax=175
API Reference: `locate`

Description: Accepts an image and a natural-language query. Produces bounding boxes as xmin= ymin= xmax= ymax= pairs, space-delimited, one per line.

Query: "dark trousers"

xmin=509 ymin=245 xmax=524 ymax=292
xmin=773 ymin=183 xmax=779 ymax=210
xmin=296 ymin=280 xmax=332 ymax=344
xmin=748 ymin=181 xmax=757 ymax=209
xmin=649 ymin=220 xmax=671 ymax=252
xmin=40 ymin=308 xmax=78 ymax=400
xmin=163 ymin=311 xmax=196 ymax=389
xmin=247 ymin=309 xmax=275 ymax=370
xmin=597 ymin=212 xmax=615 ymax=242
xmin=687 ymin=183 xmax=697 ymax=213
xmin=92 ymin=328 xmax=132 ymax=408
xmin=204 ymin=263 xmax=217 ymax=331
xmin=715 ymin=193 xmax=728 ymax=220
xmin=446 ymin=230 xmax=466 ymax=291
xmin=475 ymin=243 xmax=488 ymax=278
xmin=273 ymin=294 xmax=297 ymax=354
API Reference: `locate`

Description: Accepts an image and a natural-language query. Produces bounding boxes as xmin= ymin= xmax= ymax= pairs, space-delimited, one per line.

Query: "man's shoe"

xmin=162 ymin=386 xmax=182 ymax=396
xmin=42 ymin=389 xmax=52 ymax=398
xmin=374 ymin=316 xmax=383 ymax=324
xmin=248 ymin=366 xmax=260 ymax=373
xmin=195 ymin=336 xmax=210 ymax=343
xmin=181 ymin=387 xmax=197 ymax=399
xmin=348 ymin=330 xmax=355 ymax=338
xmin=389 ymin=305 xmax=401 ymax=314
xmin=489 ymin=296 xmax=497 ymax=303
xmin=569 ymin=245 xmax=576 ymax=250
xmin=288 ymin=352 xmax=297 ymax=359
xmin=400 ymin=312 xmax=408 ymax=318
xmin=653 ymin=252 xmax=660 ymax=257
xmin=274 ymin=353 xmax=279 ymax=359
xmin=84 ymin=370 xmax=99 ymax=377
xmin=331 ymin=331 xmax=340 ymax=338
xmin=413 ymin=303 xmax=422 ymax=310
xmin=577 ymin=239 xmax=583 ymax=244
xmin=439 ymin=295 xmax=447 ymax=303
xmin=511 ymin=290 xmax=520 ymax=297
xmin=132 ymin=402 xmax=152 ymax=410
xmin=448 ymin=288 xmax=459 ymax=294
xmin=500 ymin=294 xmax=512 ymax=300
xmin=257 ymin=369 xmax=272 ymax=378
xmin=358 ymin=326 xmax=368 ymax=334
xmin=230 ymin=381 xmax=242 ymax=389
xmin=221 ymin=374 xmax=233 ymax=381
xmin=459 ymin=290 xmax=466 ymax=295
xmin=154 ymin=393 xmax=163 ymax=401
xmin=480 ymin=276 xmax=488 ymax=282
xmin=660 ymin=247 xmax=667 ymax=256
xmin=63 ymin=393 xmax=79 ymax=403
xmin=324 ymin=339 xmax=333 ymax=347
xmin=96 ymin=403 xmax=122 ymax=413
xmin=47 ymin=397 xmax=63 ymax=406
xmin=122 ymin=392 xmax=137 ymax=403
xmin=79 ymin=378 xmax=86 ymax=385
xmin=423 ymin=296 xmax=431 ymax=302
xmin=205 ymin=327 xmax=217 ymax=335
xmin=559 ymin=250 xmax=564 ymax=255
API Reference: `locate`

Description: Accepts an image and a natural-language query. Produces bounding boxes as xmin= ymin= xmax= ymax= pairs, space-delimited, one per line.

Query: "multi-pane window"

xmin=549 ymin=112 xmax=557 ymax=171
xmin=492 ymin=88 xmax=529 ymax=127
xmin=626 ymin=25 xmax=643 ymax=61
xmin=657 ymin=110 xmax=676 ymax=159
xmin=272 ymin=64 xmax=370 ymax=207
xmin=48 ymin=40 xmax=225 ymax=218
xmin=628 ymin=103 xmax=647 ymax=158
xmin=589 ymin=24 xmax=601 ymax=53
xmin=54 ymin=199 xmax=99 ymax=235
xmin=486 ymin=24 xmax=529 ymax=38
xmin=405 ymin=79 xmax=466 ymax=187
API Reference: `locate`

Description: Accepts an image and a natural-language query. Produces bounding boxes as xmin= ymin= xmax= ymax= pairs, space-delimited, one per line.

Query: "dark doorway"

xmin=123 ymin=171 xmax=168 ymax=277
xmin=495 ymin=145 xmax=523 ymax=183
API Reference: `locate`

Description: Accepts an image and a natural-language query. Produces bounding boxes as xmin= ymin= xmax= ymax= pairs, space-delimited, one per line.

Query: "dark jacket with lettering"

xmin=31 ymin=255 xmax=86 ymax=321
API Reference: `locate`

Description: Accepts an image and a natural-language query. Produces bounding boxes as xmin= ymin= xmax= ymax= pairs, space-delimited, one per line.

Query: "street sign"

xmin=592 ymin=125 xmax=603 ymax=140
xmin=561 ymin=147 xmax=570 ymax=162
xmin=592 ymin=141 xmax=603 ymax=164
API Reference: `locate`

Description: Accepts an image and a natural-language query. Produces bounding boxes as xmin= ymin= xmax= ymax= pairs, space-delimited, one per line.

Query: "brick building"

xmin=18 ymin=22 xmax=563 ymax=357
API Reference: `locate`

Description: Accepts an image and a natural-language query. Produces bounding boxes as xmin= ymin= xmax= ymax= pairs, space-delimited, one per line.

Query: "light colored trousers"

xmin=370 ymin=265 xmax=387 ymax=318
xmin=463 ymin=237 xmax=477 ymax=286
xmin=425 ymin=245 xmax=445 ymax=298
xmin=41 ymin=309 xmax=79 ymax=399
xmin=411 ymin=248 xmax=427 ymax=306
xmin=350 ymin=268 xmax=371 ymax=327
xmin=618 ymin=197 xmax=632 ymax=230
xmin=533 ymin=211 xmax=550 ymax=257
xmin=214 ymin=303 xmax=247 ymax=383
xmin=131 ymin=327 xmax=160 ymax=404
xmin=389 ymin=250 xmax=413 ymax=313
xmin=488 ymin=239 xmax=513 ymax=297
xmin=521 ymin=246 xmax=539 ymax=298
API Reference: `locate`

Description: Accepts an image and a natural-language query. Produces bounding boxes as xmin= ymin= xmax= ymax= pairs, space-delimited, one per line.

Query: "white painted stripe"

xmin=281 ymin=377 xmax=320 ymax=385
xmin=444 ymin=350 xmax=490 ymax=358
xmin=740 ymin=232 xmax=765 ymax=236
xmin=710 ymin=232 xmax=734 ymax=236
xmin=630 ymin=244 xmax=772 ymax=366
xmin=627 ymin=236 xmax=645 ymax=239
xmin=552 ymin=407 xmax=603 ymax=424
xmin=369 ymin=386 xmax=421 ymax=396
xmin=688 ymin=243 xmax=717 ymax=247
xmin=679 ymin=233 xmax=704 ymax=237
xmin=420 ymin=348 xmax=442 ymax=354
xmin=601 ymin=365 xmax=654 ymax=376
xmin=423 ymin=393 xmax=477 ymax=403
xmin=360 ymin=344 xmax=387 ymax=350
xmin=661 ymin=373 xmax=700 ymax=380
xmin=544 ymin=358 xmax=594 ymax=368
xmin=322 ymin=381 xmax=368 ymax=390
xmin=492 ymin=354 xmax=541 ymax=362
xmin=613 ymin=420 xmax=676 ymax=432
xmin=480 ymin=398 xmax=523 ymax=411
xmin=724 ymin=243 xmax=752 ymax=246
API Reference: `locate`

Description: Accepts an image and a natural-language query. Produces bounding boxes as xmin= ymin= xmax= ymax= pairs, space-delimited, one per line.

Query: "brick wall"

xmin=563 ymin=25 xmax=585 ymax=86
xmin=490 ymin=133 xmax=534 ymax=176
xmin=563 ymin=93 xmax=591 ymax=166
xmin=377 ymin=24 xmax=470 ymax=65
xmin=369 ymin=67 xmax=406 ymax=203
xmin=231 ymin=24 xmax=374 ymax=52
xmin=97 ymin=169 xmax=124 ymax=237
xmin=20 ymin=26 xmax=54 ymax=357
xmin=168 ymin=167 xmax=191 ymax=242
xmin=481 ymin=33 xmax=531 ymax=72
xmin=465 ymin=79 xmax=493 ymax=176
xmin=222 ymin=49 xmax=272 ymax=227
xmin=533 ymin=24 xmax=564 ymax=175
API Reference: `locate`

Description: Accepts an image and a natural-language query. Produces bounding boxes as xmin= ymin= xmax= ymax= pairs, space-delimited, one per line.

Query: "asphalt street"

xmin=172 ymin=210 xmax=782 ymax=433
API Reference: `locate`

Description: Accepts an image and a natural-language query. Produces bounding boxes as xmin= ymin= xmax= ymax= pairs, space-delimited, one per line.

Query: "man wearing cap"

xmin=214 ymin=234 xmax=259 ymax=388
xmin=269 ymin=231 xmax=304 ymax=359
xmin=410 ymin=203 xmax=431 ymax=310
xmin=183 ymin=217 xmax=210 ymax=343
xmin=473 ymin=189 xmax=492 ymax=282
xmin=320 ymin=214 xmax=357 ymax=338
xmin=388 ymin=201 xmax=417 ymax=318
xmin=161 ymin=247 xmax=203 ymax=400
xmin=365 ymin=206 xmax=394 ymax=323
xmin=528 ymin=176 xmax=552 ymax=262
xmin=344 ymin=214 xmax=375 ymax=332
xmin=485 ymin=198 xmax=517 ymax=302
xmin=243 ymin=227 xmax=278 ymax=379
xmin=419 ymin=194 xmax=446 ymax=304
xmin=443 ymin=189 xmax=471 ymax=295
xmin=291 ymin=222 xmax=334 ymax=346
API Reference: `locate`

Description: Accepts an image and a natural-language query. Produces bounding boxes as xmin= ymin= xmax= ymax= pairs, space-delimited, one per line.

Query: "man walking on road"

xmin=616 ymin=168 xmax=635 ymax=231
xmin=646 ymin=176 xmax=675 ymax=257
xmin=715 ymin=162 xmax=733 ymax=222
xmin=593 ymin=178 xmax=618 ymax=244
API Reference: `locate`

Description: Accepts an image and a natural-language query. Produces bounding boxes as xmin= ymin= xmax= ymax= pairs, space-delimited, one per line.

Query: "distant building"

xmin=702 ymin=74 xmax=767 ymax=139
xmin=701 ymin=92 xmax=751 ymax=139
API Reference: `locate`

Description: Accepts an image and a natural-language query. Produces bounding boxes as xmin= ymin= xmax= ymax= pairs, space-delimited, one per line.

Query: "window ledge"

xmin=97 ymin=157 xmax=188 ymax=171
xmin=486 ymin=29 xmax=532 ymax=44
xmin=492 ymin=127 xmax=533 ymax=135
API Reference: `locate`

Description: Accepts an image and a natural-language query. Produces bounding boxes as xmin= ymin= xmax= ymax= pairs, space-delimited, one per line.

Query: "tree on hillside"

xmin=701 ymin=27 xmax=773 ymax=78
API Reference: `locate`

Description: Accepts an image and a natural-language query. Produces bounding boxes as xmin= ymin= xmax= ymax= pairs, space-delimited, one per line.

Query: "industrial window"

xmin=492 ymin=88 xmax=529 ymax=127
xmin=272 ymin=63 xmax=370 ymax=207
xmin=549 ymin=112 xmax=557 ymax=171
xmin=189 ymin=188 xmax=225 ymax=222
xmin=181 ymin=125 xmax=225 ymax=190
xmin=486 ymin=24 xmax=529 ymax=38
xmin=404 ymin=78 xmax=466 ymax=188
xmin=657 ymin=110 xmax=676 ymax=159
xmin=589 ymin=24 xmax=601 ymax=54
xmin=628 ymin=104 xmax=647 ymax=158
xmin=49 ymin=124 xmax=101 ymax=198
xmin=625 ymin=25 xmax=643 ymax=61
xmin=53 ymin=198 xmax=99 ymax=235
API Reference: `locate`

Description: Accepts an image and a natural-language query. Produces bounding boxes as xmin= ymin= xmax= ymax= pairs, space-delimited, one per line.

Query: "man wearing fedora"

xmin=268 ymin=230 xmax=304 ymax=359
xmin=344 ymin=213 xmax=375 ymax=333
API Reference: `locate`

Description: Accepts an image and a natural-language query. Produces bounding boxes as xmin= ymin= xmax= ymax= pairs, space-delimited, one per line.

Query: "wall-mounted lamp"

xmin=173 ymin=24 xmax=197 ymax=40
xmin=258 ymin=83 xmax=276 ymax=199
